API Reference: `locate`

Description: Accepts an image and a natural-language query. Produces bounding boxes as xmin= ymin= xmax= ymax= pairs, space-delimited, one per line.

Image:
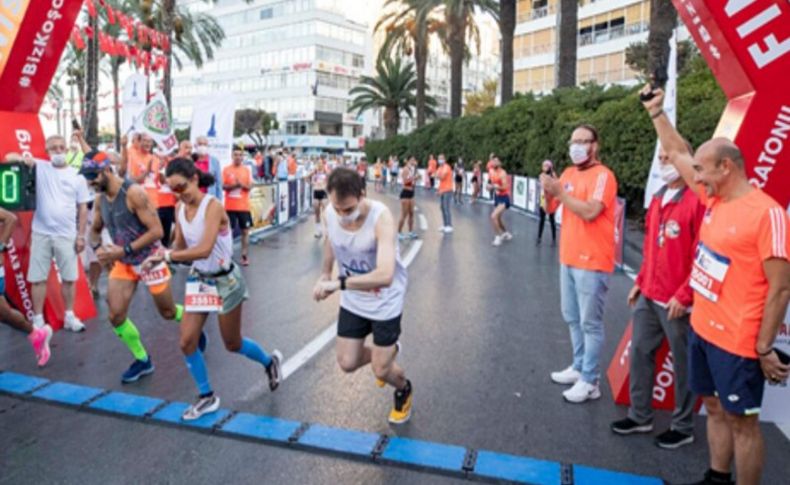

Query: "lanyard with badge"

xmin=185 ymin=273 xmax=223 ymax=312
xmin=689 ymin=242 xmax=731 ymax=302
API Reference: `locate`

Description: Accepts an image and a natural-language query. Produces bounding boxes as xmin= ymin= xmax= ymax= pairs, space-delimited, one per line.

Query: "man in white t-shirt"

xmin=24 ymin=135 xmax=93 ymax=332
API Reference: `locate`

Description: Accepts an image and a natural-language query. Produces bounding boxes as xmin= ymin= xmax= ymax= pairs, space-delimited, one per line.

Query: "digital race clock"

xmin=0 ymin=162 xmax=36 ymax=211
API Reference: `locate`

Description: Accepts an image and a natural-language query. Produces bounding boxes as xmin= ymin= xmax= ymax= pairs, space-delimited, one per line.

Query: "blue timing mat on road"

xmin=0 ymin=370 xmax=662 ymax=484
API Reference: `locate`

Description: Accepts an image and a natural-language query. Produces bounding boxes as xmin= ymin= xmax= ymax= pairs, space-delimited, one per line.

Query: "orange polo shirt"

xmin=558 ymin=163 xmax=618 ymax=273
xmin=223 ymin=164 xmax=252 ymax=212
xmin=437 ymin=164 xmax=453 ymax=193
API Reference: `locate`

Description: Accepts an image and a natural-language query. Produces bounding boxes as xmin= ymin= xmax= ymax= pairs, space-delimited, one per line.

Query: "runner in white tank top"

xmin=313 ymin=167 xmax=414 ymax=425
xmin=144 ymin=158 xmax=282 ymax=422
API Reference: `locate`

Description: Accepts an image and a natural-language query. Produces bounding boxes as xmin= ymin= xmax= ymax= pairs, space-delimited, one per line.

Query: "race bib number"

xmin=185 ymin=277 xmax=223 ymax=313
xmin=690 ymin=242 xmax=731 ymax=302
xmin=143 ymin=172 xmax=158 ymax=189
xmin=229 ymin=188 xmax=242 ymax=199
xmin=139 ymin=262 xmax=170 ymax=287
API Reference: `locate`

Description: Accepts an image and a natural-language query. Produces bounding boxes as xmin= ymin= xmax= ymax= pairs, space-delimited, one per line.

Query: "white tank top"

xmin=178 ymin=195 xmax=234 ymax=274
xmin=326 ymin=199 xmax=407 ymax=320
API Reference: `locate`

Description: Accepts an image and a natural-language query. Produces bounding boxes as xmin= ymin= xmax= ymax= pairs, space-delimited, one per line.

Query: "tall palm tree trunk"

xmin=84 ymin=13 xmax=100 ymax=146
xmin=647 ymin=0 xmax=676 ymax=84
xmin=499 ymin=0 xmax=516 ymax=104
xmin=162 ymin=0 xmax=175 ymax=107
xmin=448 ymin=12 xmax=466 ymax=118
xmin=112 ymin=61 xmax=121 ymax=151
xmin=556 ymin=0 xmax=578 ymax=88
xmin=383 ymin=106 xmax=399 ymax=139
xmin=415 ymin=40 xmax=428 ymax=128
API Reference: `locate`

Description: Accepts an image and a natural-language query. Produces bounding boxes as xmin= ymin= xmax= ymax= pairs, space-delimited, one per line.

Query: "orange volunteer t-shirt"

xmin=128 ymin=147 xmax=160 ymax=207
xmin=437 ymin=164 xmax=453 ymax=193
xmin=288 ymin=157 xmax=298 ymax=176
xmin=223 ymin=164 xmax=252 ymax=212
xmin=492 ymin=169 xmax=509 ymax=196
xmin=157 ymin=158 xmax=177 ymax=208
xmin=427 ymin=158 xmax=437 ymax=176
xmin=689 ymin=188 xmax=789 ymax=358
xmin=558 ymin=164 xmax=618 ymax=273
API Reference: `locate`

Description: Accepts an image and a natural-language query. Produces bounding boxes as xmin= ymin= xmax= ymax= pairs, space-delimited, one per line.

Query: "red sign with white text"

xmin=0 ymin=0 xmax=96 ymax=330
xmin=673 ymin=0 xmax=790 ymax=208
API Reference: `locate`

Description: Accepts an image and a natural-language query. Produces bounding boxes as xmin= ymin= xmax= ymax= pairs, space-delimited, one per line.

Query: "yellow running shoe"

xmin=376 ymin=342 xmax=401 ymax=388
xmin=388 ymin=380 xmax=413 ymax=424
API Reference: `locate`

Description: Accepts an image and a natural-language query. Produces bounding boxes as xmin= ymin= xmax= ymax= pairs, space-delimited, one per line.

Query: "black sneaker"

xmin=611 ymin=417 xmax=653 ymax=435
xmin=266 ymin=350 xmax=283 ymax=391
xmin=655 ymin=429 xmax=694 ymax=449
xmin=677 ymin=469 xmax=734 ymax=485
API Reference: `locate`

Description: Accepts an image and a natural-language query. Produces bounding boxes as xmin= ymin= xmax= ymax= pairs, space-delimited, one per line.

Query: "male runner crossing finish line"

xmin=313 ymin=167 xmax=413 ymax=424
xmin=81 ymin=152 xmax=204 ymax=383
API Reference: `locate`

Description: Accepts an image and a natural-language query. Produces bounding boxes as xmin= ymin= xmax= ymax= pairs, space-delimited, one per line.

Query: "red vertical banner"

xmin=0 ymin=1 xmax=97 ymax=330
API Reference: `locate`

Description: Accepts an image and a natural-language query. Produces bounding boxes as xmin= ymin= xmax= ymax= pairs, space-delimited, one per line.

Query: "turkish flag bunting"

xmin=86 ymin=0 xmax=97 ymax=18
xmin=106 ymin=5 xmax=116 ymax=25
xmin=71 ymin=28 xmax=86 ymax=50
xmin=84 ymin=25 xmax=94 ymax=40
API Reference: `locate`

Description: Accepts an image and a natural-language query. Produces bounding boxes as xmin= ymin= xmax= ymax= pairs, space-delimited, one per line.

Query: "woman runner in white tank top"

xmin=143 ymin=158 xmax=282 ymax=422
xmin=313 ymin=167 xmax=414 ymax=425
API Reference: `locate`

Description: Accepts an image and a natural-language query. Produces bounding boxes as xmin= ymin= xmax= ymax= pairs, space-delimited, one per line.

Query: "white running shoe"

xmin=182 ymin=394 xmax=221 ymax=421
xmin=502 ymin=232 xmax=513 ymax=241
xmin=438 ymin=226 xmax=447 ymax=233
xmin=563 ymin=380 xmax=601 ymax=403
xmin=63 ymin=313 xmax=85 ymax=332
xmin=550 ymin=365 xmax=581 ymax=385
xmin=444 ymin=226 xmax=454 ymax=233
xmin=492 ymin=235 xmax=502 ymax=246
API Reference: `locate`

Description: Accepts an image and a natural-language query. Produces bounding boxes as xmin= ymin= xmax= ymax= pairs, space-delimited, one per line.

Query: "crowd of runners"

xmin=1 ymin=85 xmax=788 ymax=484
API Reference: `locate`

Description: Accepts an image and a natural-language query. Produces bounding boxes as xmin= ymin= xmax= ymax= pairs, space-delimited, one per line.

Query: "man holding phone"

xmin=643 ymin=85 xmax=790 ymax=485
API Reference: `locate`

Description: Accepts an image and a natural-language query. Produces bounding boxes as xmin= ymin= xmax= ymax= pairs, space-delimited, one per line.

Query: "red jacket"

xmin=636 ymin=185 xmax=705 ymax=307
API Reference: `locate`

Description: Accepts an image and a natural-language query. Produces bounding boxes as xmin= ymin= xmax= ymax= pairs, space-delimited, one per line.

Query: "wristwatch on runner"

xmin=339 ymin=275 xmax=347 ymax=291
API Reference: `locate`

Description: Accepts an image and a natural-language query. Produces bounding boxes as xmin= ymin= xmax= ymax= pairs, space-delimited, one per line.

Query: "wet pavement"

xmin=1 ymin=187 xmax=788 ymax=484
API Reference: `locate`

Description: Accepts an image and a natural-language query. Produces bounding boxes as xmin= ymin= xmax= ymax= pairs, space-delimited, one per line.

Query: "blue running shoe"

xmin=199 ymin=331 xmax=208 ymax=353
xmin=121 ymin=357 xmax=155 ymax=384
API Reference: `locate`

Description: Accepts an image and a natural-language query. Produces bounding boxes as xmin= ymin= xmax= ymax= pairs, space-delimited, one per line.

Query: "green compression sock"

xmin=114 ymin=319 xmax=148 ymax=361
xmin=174 ymin=304 xmax=184 ymax=323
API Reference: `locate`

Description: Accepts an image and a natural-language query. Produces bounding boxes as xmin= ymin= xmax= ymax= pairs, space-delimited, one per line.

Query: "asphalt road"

xmin=1 ymin=187 xmax=788 ymax=484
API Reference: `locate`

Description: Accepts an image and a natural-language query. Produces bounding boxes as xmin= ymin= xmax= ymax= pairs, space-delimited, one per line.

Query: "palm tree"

xmin=499 ymin=0 xmax=516 ymax=104
xmin=646 ymin=0 xmax=677 ymax=85
xmin=348 ymin=58 xmax=437 ymax=139
xmin=556 ymin=0 xmax=578 ymax=87
xmin=442 ymin=0 xmax=498 ymax=118
xmin=376 ymin=0 xmax=446 ymax=130
xmin=136 ymin=0 xmax=226 ymax=107
xmin=84 ymin=11 xmax=100 ymax=146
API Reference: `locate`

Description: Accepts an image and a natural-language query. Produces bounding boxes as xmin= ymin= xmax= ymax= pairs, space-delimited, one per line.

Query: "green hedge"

xmin=364 ymin=57 xmax=726 ymax=216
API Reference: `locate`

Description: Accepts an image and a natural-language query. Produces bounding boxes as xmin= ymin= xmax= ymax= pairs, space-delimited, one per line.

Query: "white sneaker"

xmin=492 ymin=235 xmax=502 ymax=246
xmin=438 ymin=227 xmax=446 ymax=233
xmin=550 ymin=365 xmax=581 ymax=385
xmin=444 ymin=226 xmax=453 ymax=233
xmin=63 ymin=314 xmax=85 ymax=332
xmin=502 ymin=232 xmax=513 ymax=241
xmin=563 ymin=380 xmax=601 ymax=403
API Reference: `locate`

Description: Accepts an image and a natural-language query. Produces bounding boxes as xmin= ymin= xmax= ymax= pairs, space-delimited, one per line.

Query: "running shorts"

xmin=338 ymin=306 xmax=401 ymax=347
xmin=227 ymin=210 xmax=253 ymax=231
xmin=494 ymin=194 xmax=511 ymax=209
xmin=110 ymin=261 xmax=172 ymax=295
xmin=689 ymin=330 xmax=765 ymax=416
xmin=400 ymin=189 xmax=415 ymax=200
xmin=314 ymin=189 xmax=327 ymax=200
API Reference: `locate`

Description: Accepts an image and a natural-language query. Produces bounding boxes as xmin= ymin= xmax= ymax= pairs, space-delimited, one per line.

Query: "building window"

xmin=260 ymin=8 xmax=273 ymax=20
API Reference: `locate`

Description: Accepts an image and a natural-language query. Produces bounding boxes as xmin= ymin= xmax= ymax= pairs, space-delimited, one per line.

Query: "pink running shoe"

xmin=28 ymin=325 xmax=53 ymax=367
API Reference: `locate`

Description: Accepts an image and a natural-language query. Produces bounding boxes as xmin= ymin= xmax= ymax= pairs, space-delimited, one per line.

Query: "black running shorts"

xmin=337 ymin=307 xmax=401 ymax=347
xmin=400 ymin=189 xmax=414 ymax=200
xmin=227 ymin=210 xmax=253 ymax=230
xmin=314 ymin=189 xmax=327 ymax=200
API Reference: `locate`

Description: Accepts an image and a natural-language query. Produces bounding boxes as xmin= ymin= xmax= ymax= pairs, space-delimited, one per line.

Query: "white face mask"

xmin=196 ymin=145 xmax=209 ymax=156
xmin=659 ymin=163 xmax=680 ymax=183
xmin=438 ymin=159 xmax=445 ymax=164
xmin=569 ymin=144 xmax=590 ymax=165
xmin=339 ymin=207 xmax=360 ymax=225
xmin=50 ymin=153 xmax=67 ymax=166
